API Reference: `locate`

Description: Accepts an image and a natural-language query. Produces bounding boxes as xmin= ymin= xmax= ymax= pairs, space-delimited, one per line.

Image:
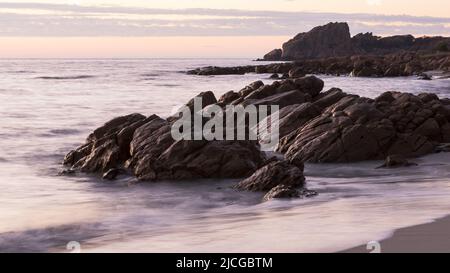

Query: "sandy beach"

xmin=343 ymin=216 xmax=450 ymax=253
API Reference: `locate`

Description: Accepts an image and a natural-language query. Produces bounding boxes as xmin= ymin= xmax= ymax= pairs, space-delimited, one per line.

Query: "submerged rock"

xmin=263 ymin=185 xmax=300 ymax=201
xmin=377 ymin=155 xmax=418 ymax=168
xmin=102 ymin=168 xmax=126 ymax=180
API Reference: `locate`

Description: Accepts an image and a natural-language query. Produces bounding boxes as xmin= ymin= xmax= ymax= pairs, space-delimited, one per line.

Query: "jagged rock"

xmin=244 ymin=90 xmax=311 ymax=109
xmin=277 ymin=87 xmax=449 ymax=163
xmin=234 ymin=160 xmax=305 ymax=192
xmin=64 ymin=91 xmax=267 ymax=182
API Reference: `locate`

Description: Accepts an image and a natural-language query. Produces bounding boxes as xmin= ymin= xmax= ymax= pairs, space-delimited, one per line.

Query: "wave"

xmin=7 ymin=70 xmax=36 ymax=74
xmin=35 ymin=75 xmax=95 ymax=80
xmin=48 ymin=129 xmax=82 ymax=136
xmin=140 ymin=73 xmax=160 ymax=77
xmin=0 ymin=222 xmax=105 ymax=253
xmin=154 ymin=83 xmax=180 ymax=87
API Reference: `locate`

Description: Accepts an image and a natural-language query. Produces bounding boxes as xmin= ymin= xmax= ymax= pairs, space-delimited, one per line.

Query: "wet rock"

xmin=59 ymin=168 xmax=76 ymax=176
xmin=263 ymin=186 xmax=318 ymax=201
xmin=288 ymin=67 xmax=305 ymax=78
xmin=436 ymin=143 xmax=450 ymax=153
xmin=66 ymin=114 xmax=266 ymax=181
xmin=417 ymin=73 xmax=432 ymax=80
xmin=234 ymin=160 xmax=305 ymax=192
xmin=269 ymin=73 xmax=280 ymax=79
xmin=377 ymin=155 xmax=418 ymax=168
xmin=263 ymin=185 xmax=300 ymax=201
xmin=102 ymin=168 xmax=126 ymax=180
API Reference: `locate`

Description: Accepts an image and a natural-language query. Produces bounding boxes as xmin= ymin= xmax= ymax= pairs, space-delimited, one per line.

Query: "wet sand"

xmin=343 ymin=215 xmax=450 ymax=253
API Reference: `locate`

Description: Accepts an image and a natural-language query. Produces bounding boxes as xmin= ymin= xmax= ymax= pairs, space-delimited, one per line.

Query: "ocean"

xmin=1 ymin=58 xmax=450 ymax=252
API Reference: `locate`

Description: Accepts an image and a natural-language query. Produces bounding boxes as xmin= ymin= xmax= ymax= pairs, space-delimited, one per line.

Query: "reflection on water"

xmin=1 ymin=59 xmax=450 ymax=252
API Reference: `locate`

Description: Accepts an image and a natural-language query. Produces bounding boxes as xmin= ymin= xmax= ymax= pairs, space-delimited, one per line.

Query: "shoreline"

xmin=342 ymin=215 xmax=450 ymax=253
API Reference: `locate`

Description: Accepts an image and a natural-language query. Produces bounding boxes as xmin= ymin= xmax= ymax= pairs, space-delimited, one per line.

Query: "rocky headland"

xmin=263 ymin=22 xmax=450 ymax=61
xmin=187 ymin=22 xmax=450 ymax=78
xmin=63 ymin=75 xmax=450 ymax=201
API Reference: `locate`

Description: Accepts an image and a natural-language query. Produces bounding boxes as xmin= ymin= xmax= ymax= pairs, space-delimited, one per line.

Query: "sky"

xmin=1 ymin=0 xmax=450 ymax=58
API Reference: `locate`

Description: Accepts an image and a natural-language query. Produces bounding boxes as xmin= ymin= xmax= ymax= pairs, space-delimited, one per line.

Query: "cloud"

xmin=0 ymin=2 xmax=449 ymax=37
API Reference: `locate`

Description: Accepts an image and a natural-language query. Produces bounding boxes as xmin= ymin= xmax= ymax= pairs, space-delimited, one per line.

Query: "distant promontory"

xmin=262 ymin=22 xmax=450 ymax=61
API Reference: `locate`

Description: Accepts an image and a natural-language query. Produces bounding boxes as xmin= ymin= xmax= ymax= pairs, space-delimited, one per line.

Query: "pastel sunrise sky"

xmin=1 ymin=0 xmax=450 ymax=58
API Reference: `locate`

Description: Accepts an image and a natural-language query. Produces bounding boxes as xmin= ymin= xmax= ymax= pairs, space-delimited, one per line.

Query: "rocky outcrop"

xmin=63 ymin=74 xmax=450 ymax=201
xmin=64 ymin=93 xmax=267 ymax=181
xmin=189 ymin=52 xmax=450 ymax=78
xmin=194 ymin=75 xmax=450 ymax=164
xmin=278 ymin=89 xmax=450 ymax=163
xmin=263 ymin=49 xmax=282 ymax=61
xmin=281 ymin=22 xmax=358 ymax=60
xmin=262 ymin=22 xmax=450 ymax=61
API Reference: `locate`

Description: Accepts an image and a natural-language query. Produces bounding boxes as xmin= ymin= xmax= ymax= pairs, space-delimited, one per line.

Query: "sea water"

xmin=1 ymin=59 xmax=450 ymax=252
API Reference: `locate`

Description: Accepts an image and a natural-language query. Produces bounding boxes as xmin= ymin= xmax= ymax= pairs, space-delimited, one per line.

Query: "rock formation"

xmin=189 ymin=52 xmax=450 ymax=78
xmin=263 ymin=22 xmax=450 ymax=61
xmin=63 ymin=75 xmax=450 ymax=200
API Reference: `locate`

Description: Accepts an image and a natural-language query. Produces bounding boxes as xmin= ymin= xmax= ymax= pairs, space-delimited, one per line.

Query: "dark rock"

xmin=281 ymin=22 xmax=356 ymax=60
xmin=288 ymin=67 xmax=305 ymax=78
xmin=436 ymin=143 xmax=450 ymax=153
xmin=269 ymin=73 xmax=280 ymax=79
xmin=234 ymin=160 xmax=305 ymax=192
xmin=59 ymin=169 xmax=76 ymax=176
xmin=102 ymin=168 xmax=126 ymax=180
xmin=293 ymin=76 xmax=324 ymax=97
xmin=263 ymin=49 xmax=282 ymax=61
xmin=417 ymin=73 xmax=432 ymax=80
xmin=263 ymin=22 xmax=450 ymax=61
xmin=263 ymin=186 xmax=318 ymax=201
xmin=263 ymin=185 xmax=299 ymax=201
xmin=377 ymin=155 xmax=418 ymax=168
xmin=244 ymin=90 xmax=311 ymax=109
xmin=185 ymin=91 xmax=217 ymax=111
xmin=219 ymin=91 xmax=240 ymax=105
